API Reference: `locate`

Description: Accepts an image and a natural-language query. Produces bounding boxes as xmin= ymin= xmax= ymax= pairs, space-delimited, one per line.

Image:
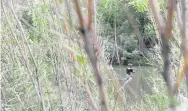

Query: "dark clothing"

xmin=126 ymin=68 xmax=133 ymax=75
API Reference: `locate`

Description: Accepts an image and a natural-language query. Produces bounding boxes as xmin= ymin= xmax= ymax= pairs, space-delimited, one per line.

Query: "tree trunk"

xmin=138 ymin=12 xmax=145 ymax=54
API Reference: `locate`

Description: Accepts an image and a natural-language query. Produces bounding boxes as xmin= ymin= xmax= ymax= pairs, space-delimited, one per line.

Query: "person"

xmin=125 ymin=63 xmax=134 ymax=81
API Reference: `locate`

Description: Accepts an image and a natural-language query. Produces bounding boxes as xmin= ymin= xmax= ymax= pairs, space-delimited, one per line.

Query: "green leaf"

xmin=76 ymin=55 xmax=84 ymax=64
xmin=59 ymin=0 xmax=63 ymax=4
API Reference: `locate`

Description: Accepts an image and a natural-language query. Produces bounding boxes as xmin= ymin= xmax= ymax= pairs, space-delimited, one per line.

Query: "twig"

xmin=73 ymin=0 xmax=108 ymax=110
xmin=149 ymin=0 xmax=164 ymax=34
xmin=1 ymin=0 xmax=37 ymax=92
xmin=87 ymin=0 xmax=93 ymax=29
xmin=180 ymin=0 xmax=188 ymax=94
xmin=174 ymin=0 xmax=188 ymax=95
xmin=149 ymin=0 xmax=175 ymax=108
xmin=165 ymin=0 xmax=175 ymax=40
xmin=64 ymin=0 xmax=73 ymax=27
xmin=4 ymin=1 xmax=46 ymax=110
xmin=175 ymin=1 xmax=183 ymax=30
xmin=70 ymin=40 xmax=98 ymax=110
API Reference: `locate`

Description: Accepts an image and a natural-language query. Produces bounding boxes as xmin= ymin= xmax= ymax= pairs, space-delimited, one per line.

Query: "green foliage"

xmin=21 ymin=4 xmax=51 ymax=41
xmin=98 ymin=0 xmax=155 ymax=65
xmin=129 ymin=0 xmax=148 ymax=13
xmin=76 ymin=54 xmax=85 ymax=64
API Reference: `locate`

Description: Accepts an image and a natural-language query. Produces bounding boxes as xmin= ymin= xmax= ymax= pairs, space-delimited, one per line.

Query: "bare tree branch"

xmin=73 ymin=0 xmax=109 ymax=110
xmin=180 ymin=0 xmax=188 ymax=94
xmin=149 ymin=0 xmax=175 ymax=109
